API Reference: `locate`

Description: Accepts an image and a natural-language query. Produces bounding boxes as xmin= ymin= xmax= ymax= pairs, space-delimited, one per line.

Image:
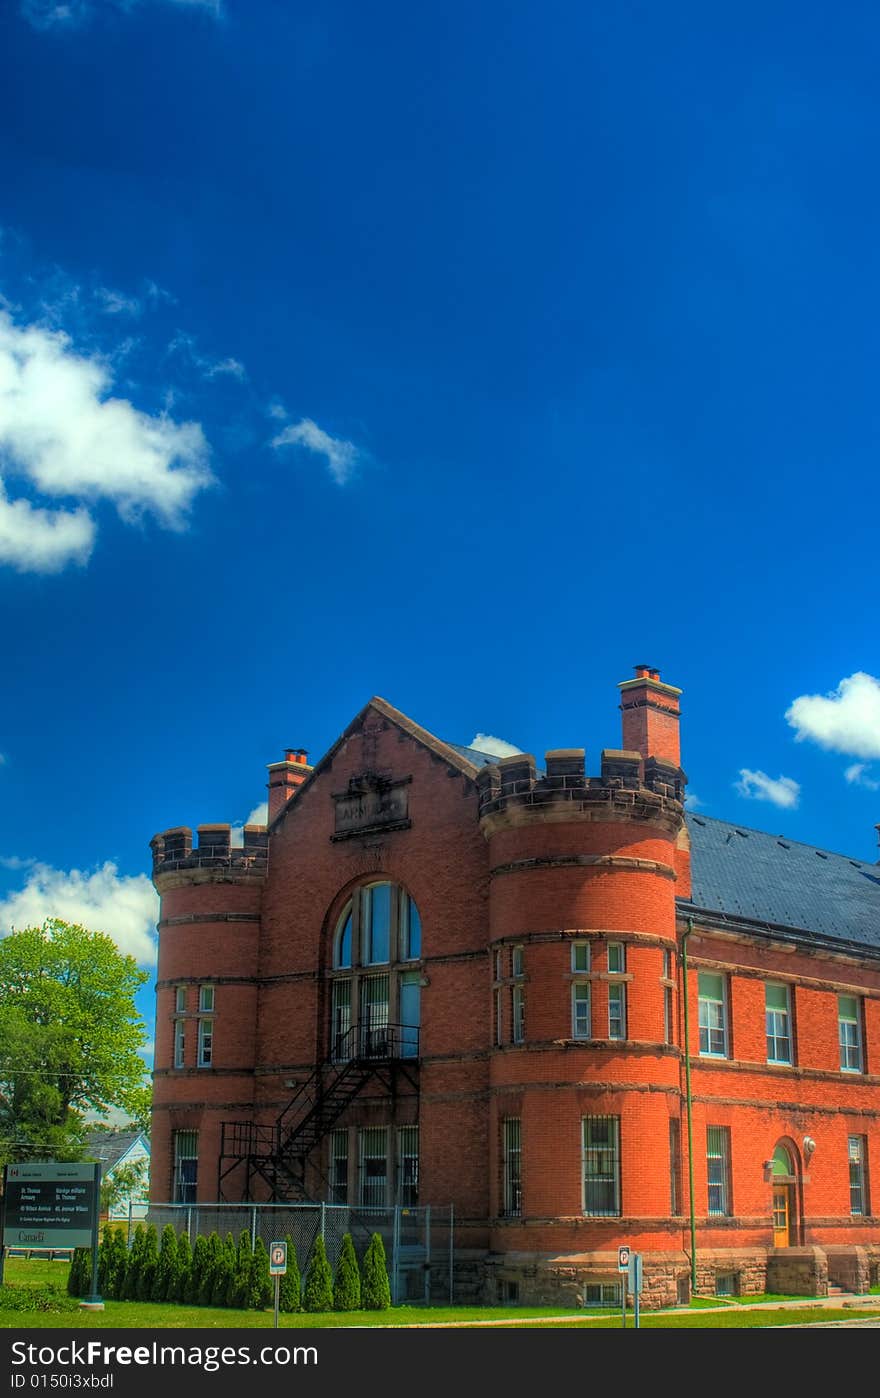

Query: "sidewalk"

xmin=400 ymin=1292 xmax=880 ymax=1327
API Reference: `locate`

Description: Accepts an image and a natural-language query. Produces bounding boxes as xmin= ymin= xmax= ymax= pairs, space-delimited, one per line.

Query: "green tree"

xmin=361 ymin=1232 xmax=391 ymax=1310
xmin=121 ymin=1223 xmax=146 ymax=1301
xmin=333 ymin=1233 xmax=361 ymax=1311
xmin=173 ymin=1230 xmax=192 ymax=1304
xmin=67 ymin=1247 xmax=91 ymax=1298
xmin=250 ymin=1236 xmax=273 ymax=1310
xmin=99 ymin=1159 xmax=149 ymax=1219
xmin=226 ymin=1230 xmax=253 ymax=1310
xmin=0 ymin=921 xmax=150 ymax=1166
xmin=302 ymin=1234 xmax=334 ymax=1313
xmin=199 ymin=1232 xmax=224 ymax=1307
xmin=152 ymin=1224 xmax=178 ymax=1302
xmin=210 ymin=1232 xmax=236 ymax=1307
xmin=186 ymin=1235 xmax=209 ymax=1305
xmin=137 ymin=1223 xmax=159 ymax=1301
xmin=277 ymin=1235 xmax=301 ymax=1313
xmin=103 ymin=1226 xmax=129 ymax=1301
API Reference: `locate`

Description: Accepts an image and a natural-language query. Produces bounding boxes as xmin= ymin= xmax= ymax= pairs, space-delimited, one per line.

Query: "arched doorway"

xmin=770 ymin=1143 xmax=797 ymax=1247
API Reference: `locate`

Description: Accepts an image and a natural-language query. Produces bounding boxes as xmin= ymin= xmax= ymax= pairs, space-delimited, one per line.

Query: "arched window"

xmin=329 ymin=882 xmax=422 ymax=1062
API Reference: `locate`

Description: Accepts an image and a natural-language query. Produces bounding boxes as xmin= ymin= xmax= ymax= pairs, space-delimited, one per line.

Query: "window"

xmin=511 ymin=945 xmax=524 ymax=978
xmin=662 ymin=949 xmax=674 ymax=1045
xmin=197 ymin=1018 xmax=213 ymax=1068
xmin=582 ymin=1116 xmax=621 ymax=1216
xmin=358 ymin=1126 xmax=388 ymax=1207
xmin=573 ymin=982 xmax=591 ymax=1039
xmin=698 ymin=973 xmax=728 ymax=1057
xmin=669 ymin=1118 xmax=681 ymax=1215
xmin=329 ymin=882 xmax=421 ymax=1060
xmin=198 ymin=985 xmax=214 ymax=1012
xmin=397 ymin=1126 xmax=419 ymax=1206
xmin=571 ymin=941 xmax=591 ymax=973
xmin=839 ymin=996 xmax=863 ymax=1073
xmin=173 ymin=1130 xmax=198 ymax=1204
xmin=849 ymin=1136 xmax=869 ymax=1216
xmin=765 ymin=984 xmax=792 ymax=1065
xmin=512 ymin=985 xmax=525 ymax=1044
xmin=495 ymin=987 xmax=504 ymax=1046
xmin=583 ymin=1282 xmax=622 ymax=1308
xmin=706 ymin=1126 xmax=731 ymax=1216
xmin=175 ymin=986 xmax=186 ymax=1013
xmin=608 ymin=983 xmax=626 ymax=1040
xmin=330 ymin=1128 xmax=349 ymax=1204
xmin=607 ymin=942 xmax=625 ymax=974
xmin=173 ymin=1019 xmax=185 ymax=1069
xmin=502 ymin=1117 xmax=522 ymax=1217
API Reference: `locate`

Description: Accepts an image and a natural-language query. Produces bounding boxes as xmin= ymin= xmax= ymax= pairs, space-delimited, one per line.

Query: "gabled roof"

xmin=84 ymin=1130 xmax=149 ymax=1173
xmin=683 ymin=812 xmax=880 ymax=954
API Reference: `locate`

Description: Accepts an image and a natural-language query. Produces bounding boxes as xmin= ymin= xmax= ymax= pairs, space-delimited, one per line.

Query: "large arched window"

xmin=329 ymin=882 xmax=421 ymax=1061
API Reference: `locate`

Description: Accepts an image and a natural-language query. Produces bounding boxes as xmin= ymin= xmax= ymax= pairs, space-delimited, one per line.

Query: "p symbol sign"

xmin=617 ymin=1245 xmax=630 ymax=1273
xmin=269 ymin=1241 xmax=287 ymax=1275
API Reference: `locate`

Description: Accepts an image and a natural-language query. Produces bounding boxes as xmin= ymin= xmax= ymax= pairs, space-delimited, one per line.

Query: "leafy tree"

xmin=0 ymin=920 xmax=149 ymax=1166
xmin=199 ymin=1232 xmax=224 ymax=1307
xmin=211 ymin=1233 xmax=236 ymax=1308
xmin=137 ymin=1223 xmax=159 ymax=1301
xmin=302 ymin=1234 xmax=333 ymax=1312
xmin=185 ymin=1235 xmax=209 ymax=1305
xmin=226 ymin=1230 xmax=253 ymax=1310
xmin=277 ymin=1235 xmax=301 ymax=1313
xmin=250 ymin=1236 xmax=272 ymax=1310
xmin=361 ymin=1232 xmax=391 ymax=1310
xmin=333 ymin=1233 xmax=361 ymax=1311
xmin=99 ymin=1159 xmax=149 ymax=1219
xmin=67 ymin=1247 xmax=91 ymax=1298
xmin=173 ymin=1230 xmax=192 ymax=1304
xmin=121 ymin=1224 xmax=146 ymax=1301
xmin=152 ymin=1224 xmax=178 ymax=1303
xmin=97 ymin=1224 xmax=127 ymax=1298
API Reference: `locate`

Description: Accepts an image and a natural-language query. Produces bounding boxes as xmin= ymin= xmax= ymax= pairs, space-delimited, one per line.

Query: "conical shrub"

xmin=333 ymin=1233 xmax=361 ymax=1311
xmin=173 ymin=1230 xmax=192 ymax=1304
xmin=226 ymin=1230 xmax=253 ymax=1310
xmin=302 ymin=1234 xmax=333 ymax=1312
xmin=199 ymin=1232 xmax=223 ymax=1307
xmin=250 ymin=1237 xmax=273 ymax=1310
xmin=121 ymin=1224 xmax=146 ymax=1301
xmin=137 ymin=1223 xmax=159 ymax=1301
xmin=211 ymin=1233 xmax=236 ymax=1307
xmin=277 ymin=1235 xmax=301 ymax=1313
xmin=152 ymin=1224 xmax=178 ymax=1302
xmin=361 ymin=1232 xmax=391 ymax=1310
xmin=185 ymin=1235 xmax=209 ymax=1305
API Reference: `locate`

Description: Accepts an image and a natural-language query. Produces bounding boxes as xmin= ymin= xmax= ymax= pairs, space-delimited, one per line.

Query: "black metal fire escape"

xmin=218 ymin=1023 xmax=419 ymax=1202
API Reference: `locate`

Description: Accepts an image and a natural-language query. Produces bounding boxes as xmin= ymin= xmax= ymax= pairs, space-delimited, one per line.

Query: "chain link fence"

xmin=145 ymin=1201 xmax=455 ymax=1303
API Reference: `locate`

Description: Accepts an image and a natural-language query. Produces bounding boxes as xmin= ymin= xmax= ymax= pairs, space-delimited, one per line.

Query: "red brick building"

xmin=149 ymin=667 xmax=880 ymax=1306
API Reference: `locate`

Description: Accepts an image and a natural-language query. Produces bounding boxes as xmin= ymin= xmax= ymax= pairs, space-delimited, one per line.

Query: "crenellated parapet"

xmin=477 ymin=747 xmax=685 ymax=837
xmin=150 ymin=823 xmax=269 ymax=892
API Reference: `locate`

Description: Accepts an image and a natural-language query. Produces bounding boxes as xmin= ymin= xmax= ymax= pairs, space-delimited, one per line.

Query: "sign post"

xmin=2 ymin=1161 xmax=103 ymax=1308
xmin=269 ymin=1240 xmax=287 ymax=1330
xmin=627 ymin=1251 xmax=643 ymax=1330
xmin=617 ymin=1244 xmax=630 ymax=1329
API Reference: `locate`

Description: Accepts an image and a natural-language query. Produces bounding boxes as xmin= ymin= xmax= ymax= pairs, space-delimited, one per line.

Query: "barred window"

xmin=849 ymin=1135 xmax=869 ymax=1216
xmin=582 ymin=1116 xmax=620 ymax=1216
xmin=502 ymin=1117 xmax=522 ymax=1217
xmin=330 ymin=1128 xmax=349 ymax=1204
xmin=358 ymin=1126 xmax=388 ymax=1208
xmin=706 ymin=1126 xmax=731 ymax=1216
xmin=397 ymin=1125 xmax=419 ymax=1207
xmin=173 ymin=1130 xmax=198 ymax=1204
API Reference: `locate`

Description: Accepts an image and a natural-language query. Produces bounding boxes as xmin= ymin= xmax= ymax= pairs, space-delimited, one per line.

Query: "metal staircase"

xmin=218 ymin=1023 xmax=418 ymax=1202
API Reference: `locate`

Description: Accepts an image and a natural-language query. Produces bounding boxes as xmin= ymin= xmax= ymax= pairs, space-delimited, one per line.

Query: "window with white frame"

xmin=173 ymin=1018 xmax=185 ymax=1069
xmin=765 ymin=983 xmax=792 ymax=1065
xmin=502 ymin=1117 xmax=522 ymax=1217
xmin=698 ymin=972 xmax=728 ymax=1057
xmin=839 ymin=996 xmax=863 ymax=1073
xmin=706 ymin=1126 xmax=731 ymax=1216
xmin=396 ymin=1125 xmax=419 ymax=1206
xmin=582 ymin=1116 xmax=621 ymax=1216
xmin=571 ymin=941 xmax=591 ymax=1039
xmin=669 ymin=1118 xmax=681 ymax=1215
xmin=358 ymin=1126 xmax=388 ymax=1207
xmin=198 ymin=984 xmax=214 ymax=1012
xmin=329 ymin=882 xmax=421 ymax=1060
xmin=607 ymin=942 xmax=625 ymax=974
xmin=330 ymin=1128 xmax=349 ymax=1204
xmin=173 ymin=1130 xmax=198 ymax=1203
xmin=511 ymin=946 xmax=525 ymax=1043
xmin=849 ymin=1135 xmax=869 ymax=1216
xmin=197 ymin=1017 xmax=213 ymax=1068
xmin=662 ymin=948 xmax=674 ymax=1046
xmin=608 ymin=983 xmax=626 ymax=1040
xmin=175 ymin=986 xmax=186 ymax=1013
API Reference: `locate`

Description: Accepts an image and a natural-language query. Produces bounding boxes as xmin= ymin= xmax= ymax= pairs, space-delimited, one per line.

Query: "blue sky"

xmin=1 ymin=1 xmax=879 ymax=1079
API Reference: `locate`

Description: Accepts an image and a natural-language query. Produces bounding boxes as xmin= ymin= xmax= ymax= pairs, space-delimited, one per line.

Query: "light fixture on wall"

xmin=803 ymin=1136 xmax=816 ymax=1161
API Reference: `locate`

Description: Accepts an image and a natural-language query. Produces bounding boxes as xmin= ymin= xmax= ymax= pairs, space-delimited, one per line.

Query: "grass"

xmin=4 ymin=1257 xmax=879 ymax=1330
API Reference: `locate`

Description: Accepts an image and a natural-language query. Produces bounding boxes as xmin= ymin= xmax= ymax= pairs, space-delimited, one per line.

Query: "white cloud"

xmin=0 ymin=311 xmax=213 ymax=569
xmin=22 ymin=0 xmax=221 ymax=28
xmin=0 ymin=860 xmax=159 ymax=965
xmin=204 ymin=357 xmax=246 ymax=381
xmin=267 ymin=401 xmax=288 ymax=421
xmin=684 ymin=791 xmax=702 ymax=809
xmin=786 ymin=672 xmax=880 ymax=761
xmin=230 ymin=803 xmax=269 ymax=846
xmin=167 ymin=332 xmax=246 ymax=384
xmin=0 ymin=479 xmax=95 ymax=573
xmin=467 ymin=732 xmax=523 ymax=758
xmin=734 ymin=769 xmax=800 ymax=810
xmin=94 ymin=287 xmax=142 ymax=318
xmin=271 ymin=417 xmax=360 ymax=486
xmin=844 ymin=762 xmax=880 ymax=792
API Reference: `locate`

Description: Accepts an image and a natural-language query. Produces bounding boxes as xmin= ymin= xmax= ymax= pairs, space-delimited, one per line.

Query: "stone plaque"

xmin=332 ymin=776 xmax=410 ymax=840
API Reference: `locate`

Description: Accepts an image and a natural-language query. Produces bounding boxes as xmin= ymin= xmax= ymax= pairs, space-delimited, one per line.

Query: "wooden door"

xmin=772 ymin=1185 xmax=790 ymax=1246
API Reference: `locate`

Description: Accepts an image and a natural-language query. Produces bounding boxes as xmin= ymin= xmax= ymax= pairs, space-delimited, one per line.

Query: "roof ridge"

xmin=686 ymin=811 xmax=870 ymax=865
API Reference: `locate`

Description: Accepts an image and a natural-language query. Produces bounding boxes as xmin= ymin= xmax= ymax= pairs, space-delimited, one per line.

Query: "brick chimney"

xmin=618 ymin=665 xmax=682 ymax=768
xmin=267 ymin=748 xmax=312 ymax=821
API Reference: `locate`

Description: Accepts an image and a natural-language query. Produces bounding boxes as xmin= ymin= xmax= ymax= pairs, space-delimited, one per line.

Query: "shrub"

xmin=333 ymin=1233 xmax=361 ymax=1311
xmin=1 ymin=1284 xmax=80 ymax=1314
xmin=121 ymin=1224 xmax=146 ymax=1301
xmin=199 ymin=1232 xmax=223 ymax=1307
xmin=302 ymin=1234 xmax=333 ymax=1313
xmin=211 ymin=1233 xmax=236 ymax=1308
xmin=173 ymin=1230 xmax=192 ymax=1304
xmin=137 ymin=1224 xmax=159 ymax=1302
xmin=277 ymin=1235 xmax=301 ymax=1313
xmin=226 ymin=1230 xmax=253 ymax=1310
xmin=185 ymin=1235 xmax=209 ymax=1305
xmin=361 ymin=1233 xmax=391 ymax=1310
xmin=250 ymin=1237 xmax=273 ymax=1310
xmin=67 ymin=1247 xmax=91 ymax=1298
xmin=152 ymin=1224 xmax=178 ymax=1303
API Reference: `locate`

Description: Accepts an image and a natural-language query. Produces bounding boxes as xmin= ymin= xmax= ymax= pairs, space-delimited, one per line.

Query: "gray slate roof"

xmin=84 ymin=1130 xmax=149 ymax=1172
xmin=683 ymin=813 xmax=880 ymax=954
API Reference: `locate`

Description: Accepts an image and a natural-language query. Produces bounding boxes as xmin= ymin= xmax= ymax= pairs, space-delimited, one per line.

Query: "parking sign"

xmin=269 ymin=1241 xmax=287 ymax=1275
xmin=617 ymin=1244 xmax=630 ymax=1272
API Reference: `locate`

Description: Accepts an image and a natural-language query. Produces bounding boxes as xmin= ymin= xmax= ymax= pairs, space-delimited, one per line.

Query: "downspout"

xmin=680 ymin=916 xmax=697 ymax=1294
